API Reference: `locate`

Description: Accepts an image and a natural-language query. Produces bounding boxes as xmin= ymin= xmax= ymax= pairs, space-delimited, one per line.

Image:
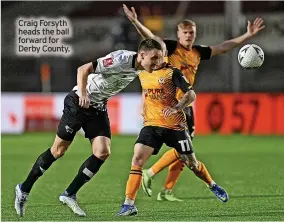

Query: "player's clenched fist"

xmin=79 ymin=95 xmax=90 ymax=108
xmin=162 ymin=107 xmax=178 ymax=118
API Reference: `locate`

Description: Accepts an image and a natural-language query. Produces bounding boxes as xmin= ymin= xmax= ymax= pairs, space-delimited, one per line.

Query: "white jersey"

xmin=73 ymin=50 xmax=140 ymax=110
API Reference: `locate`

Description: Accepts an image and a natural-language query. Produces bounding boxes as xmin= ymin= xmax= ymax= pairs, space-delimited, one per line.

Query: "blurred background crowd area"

xmin=2 ymin=1 xmax=284 ymax=93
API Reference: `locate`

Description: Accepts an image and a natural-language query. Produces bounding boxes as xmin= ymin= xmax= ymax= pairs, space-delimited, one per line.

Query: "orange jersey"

xmin=164 ymin=40 xmax=211 ymax=101
xmin=139 ymin=64 xmax=192 ymax=131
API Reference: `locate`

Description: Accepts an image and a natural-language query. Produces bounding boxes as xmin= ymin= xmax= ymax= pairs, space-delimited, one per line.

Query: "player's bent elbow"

xmin=77 ymin=62 xmax=93 ymax=76
xmin=77 ymin=65 xmax=84 ymax=74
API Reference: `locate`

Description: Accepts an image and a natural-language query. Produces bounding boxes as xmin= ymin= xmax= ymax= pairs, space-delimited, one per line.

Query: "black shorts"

xmin=57 ymin=91 xmax=111 ymax=141
xmin=135 ymin=126 xmax=194 ymax=155
xmin=184 ymin=106 xmax=195 ymax=140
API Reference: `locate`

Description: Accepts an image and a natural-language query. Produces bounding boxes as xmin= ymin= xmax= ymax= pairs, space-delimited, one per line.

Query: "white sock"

xmin=124 ymin=198 xmax=134 ymax=206
xmin=147 ymin=168 xmax=155 ymax=177
xmin=163 ymin=187 xmax=172 ymax=192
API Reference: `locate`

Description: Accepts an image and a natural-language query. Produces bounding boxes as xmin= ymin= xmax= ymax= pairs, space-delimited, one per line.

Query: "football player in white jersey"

xmin=14 ymin=39 xmax=163 ymax=217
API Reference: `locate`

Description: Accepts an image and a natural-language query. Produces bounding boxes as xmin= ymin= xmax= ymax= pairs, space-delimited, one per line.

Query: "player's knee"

xmin=91 ymin=137 xmax=111 ymax=160
xmin=94 ymin=149 xmax=111 ymax=160
xmin=50 ymin=144 xmax=68 ymax=158
xmin=131 ymin=154 xmax=144 ymax=167
xmin=187 ymin=160 xmax=199 ymax=171
xmin=93 ymin=143 xmax=111 ymax=160
xmin=51 ymin=135 xmax=72 ymax=158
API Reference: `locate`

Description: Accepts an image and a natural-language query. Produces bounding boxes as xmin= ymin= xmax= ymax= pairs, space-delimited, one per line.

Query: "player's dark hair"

xmin=138 ymin=38 xmax=162 ymax=52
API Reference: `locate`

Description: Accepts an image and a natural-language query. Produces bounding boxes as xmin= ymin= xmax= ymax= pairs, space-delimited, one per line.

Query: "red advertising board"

xmin=2 ymin=93 xmax=283 ymax=135
xmin=195 ymin=94 xmax=284 ymax=135
xmin=24 ymin=95 xmax=57 ymax=131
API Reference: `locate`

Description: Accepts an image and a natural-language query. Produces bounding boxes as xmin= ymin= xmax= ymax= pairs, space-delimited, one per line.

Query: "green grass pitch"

xmin=2 ymin=133 xmax=284 ymax=221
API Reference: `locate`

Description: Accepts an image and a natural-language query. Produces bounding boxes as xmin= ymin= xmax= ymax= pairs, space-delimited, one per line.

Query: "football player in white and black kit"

xmin=14 ymin=39 xmax=163 ymax=217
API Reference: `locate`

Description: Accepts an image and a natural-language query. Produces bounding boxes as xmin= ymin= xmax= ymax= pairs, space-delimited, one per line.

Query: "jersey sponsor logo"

xmin=103 ymin=57 xmax=113 ymax=67
xmin=145 ymin=88 xmax=166 ymax=100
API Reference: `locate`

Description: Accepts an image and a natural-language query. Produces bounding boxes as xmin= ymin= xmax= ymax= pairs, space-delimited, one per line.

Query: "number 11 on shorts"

xmin=178 ymin=139 xmax=191 ymax=152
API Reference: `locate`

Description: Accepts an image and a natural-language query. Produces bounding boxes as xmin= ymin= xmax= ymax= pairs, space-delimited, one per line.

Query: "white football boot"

xmin=59 ymin=192 xmax=86 ymax=217
xmin=14 ymin=184 xmax=29 ymax=217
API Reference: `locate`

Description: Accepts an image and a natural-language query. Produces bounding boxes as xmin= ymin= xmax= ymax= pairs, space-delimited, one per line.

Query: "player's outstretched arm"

xmin=122 ymin=4 xmax=163 ymax=42
xmin=210 ymin=17 xmax=265 ymax=57
xmin=77 ymin=62 xmax=94 ymax=108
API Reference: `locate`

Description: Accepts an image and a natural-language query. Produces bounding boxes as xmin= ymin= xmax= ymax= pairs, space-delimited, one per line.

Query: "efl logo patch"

xmin=103 ymin=58 xmax=113 ymax=67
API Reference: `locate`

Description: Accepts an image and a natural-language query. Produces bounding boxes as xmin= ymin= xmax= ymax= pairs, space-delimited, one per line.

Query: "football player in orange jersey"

xmin=118 ymin=59 xmax=198 ymax=216
xmin=123 ymin=4 xmax=265 ymax=202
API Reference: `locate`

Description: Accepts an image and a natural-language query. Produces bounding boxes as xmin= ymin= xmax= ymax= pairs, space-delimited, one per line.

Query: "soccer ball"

xmin=238 ymin=44 xmax=264 ymax=69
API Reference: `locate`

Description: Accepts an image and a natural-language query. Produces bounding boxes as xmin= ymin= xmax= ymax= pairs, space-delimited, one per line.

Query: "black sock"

xmin=21 ymin=148 xmax=56 ymax=193
xmin=65 ymin=155 xmax=105 ymax=196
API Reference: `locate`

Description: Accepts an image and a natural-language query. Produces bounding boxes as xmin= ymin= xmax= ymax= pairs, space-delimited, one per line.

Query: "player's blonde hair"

xmin=177 ymin=19 xmax=196 ymax=30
